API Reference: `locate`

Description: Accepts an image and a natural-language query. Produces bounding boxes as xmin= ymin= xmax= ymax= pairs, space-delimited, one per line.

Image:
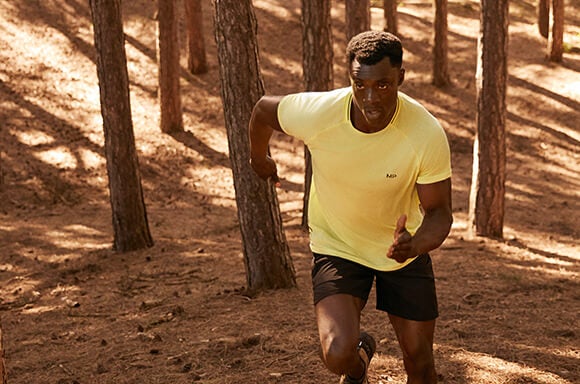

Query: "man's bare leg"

xmin=315 ymin=294 xmax=366 ymax=378
xmin=389 ymin=314 xmax=437 ymax=384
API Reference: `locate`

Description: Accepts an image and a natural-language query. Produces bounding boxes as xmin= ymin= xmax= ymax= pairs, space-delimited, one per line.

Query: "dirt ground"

xmin=0 ymin=0 xmax=579 ymax=383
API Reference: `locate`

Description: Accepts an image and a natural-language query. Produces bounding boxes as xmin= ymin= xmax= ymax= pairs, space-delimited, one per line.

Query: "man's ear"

xmin=399 ymin=68 xmax=406 ymax=86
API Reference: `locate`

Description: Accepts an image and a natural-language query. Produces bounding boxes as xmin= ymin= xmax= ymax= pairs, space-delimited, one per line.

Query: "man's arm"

xmin=248 ymin=96 xmax=284 ymax=183
xmin=387 ymin=178 xmax=453 ymax=263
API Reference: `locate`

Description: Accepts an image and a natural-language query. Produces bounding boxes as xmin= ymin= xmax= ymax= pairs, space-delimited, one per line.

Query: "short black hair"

xmin=346 ymin=30 xmax=403 ymax=67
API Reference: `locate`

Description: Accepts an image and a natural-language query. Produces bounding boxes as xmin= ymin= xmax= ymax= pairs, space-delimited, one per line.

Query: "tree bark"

xmin=345 ymin=0 xmax=370 ymax=41
xmin=548 ymin=0 xmax=564 ymax=62
xmin=469 ymin=0 xmax=508 ymax=238
xmin=0 ymin=152 xmax=4 ymax=187
xmin=184 ymin=0 xmax=208 ymax=74
xmin=538 ymin=0 xmax=549 ymax=38
xmin=300 ymin=0 xmax=334 ymax=229
xmin=213 ymin=0 xmax=296 ymax=292
xmin=158 ymin=0 xmax=183 ymax=133
xmin=0 ymin=321 xmax=6 ymax=384
xmin=89 ymin=0 xmax=154 ymax=252
xmin=383 ymin=0 xmax=398 ymax=34
xmin=433 ymin=0 xmax=450 ymax=87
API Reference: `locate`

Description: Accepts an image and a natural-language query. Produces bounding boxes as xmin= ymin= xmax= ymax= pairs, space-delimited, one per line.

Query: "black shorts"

xmin=311 ymin=253 xmax=438 ymax=321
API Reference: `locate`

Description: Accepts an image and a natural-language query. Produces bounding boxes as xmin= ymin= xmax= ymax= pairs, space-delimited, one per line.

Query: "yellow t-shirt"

xmin=278 ymin=87 xmax=451 ymax=271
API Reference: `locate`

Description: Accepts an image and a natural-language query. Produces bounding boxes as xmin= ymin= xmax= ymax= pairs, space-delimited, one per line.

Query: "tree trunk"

xmin=433 ymin=0 xmax=450 ymax=87
xmin=184 ymin=0 xmax=208 ymax=74
xmin=548 ymin=0 xmax=564 ymax=62
xmin=345 ymin=0 xmax=370 ymax=41
xmin=300 ymin=0 xmax=334 ymax=229
xmin=0 ymin=321 xmax=6 ymax=384
xmin=383 ymin=0 xmax=398 ymax=34
xmin=0 ymin=152 xmax=4 ymax=187
xmin=158 ymin=0 xmax=183 ymax=133
xmin=538 ymin=0 xmax=549 ymax=38
xmin=213 ymin=0 xmax=296 ymax=292
xmin=468 ymin=0 xmax=508 ymax=238
xmin=89 ymin=0 xmax=154 ymax=252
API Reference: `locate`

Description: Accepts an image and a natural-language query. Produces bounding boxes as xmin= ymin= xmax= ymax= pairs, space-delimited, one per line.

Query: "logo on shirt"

xmin=385 ymin=173 xmax=398 ymax=179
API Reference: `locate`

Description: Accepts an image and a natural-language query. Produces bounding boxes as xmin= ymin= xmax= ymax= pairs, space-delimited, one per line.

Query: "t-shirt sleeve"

xmin=277 ymin=92 xmax=327 ymax=144
xmin=416 ymin=122 xmax=452 ymax=184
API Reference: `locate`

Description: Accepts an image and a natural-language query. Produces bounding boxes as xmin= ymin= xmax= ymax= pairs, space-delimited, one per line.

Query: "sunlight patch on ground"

xmin=78 ymin=148 xmax=104 ymax=169
xmin=561 ymin=81 xmax=580 ymax=97
xmin=0 ymin=264 xmax=15 ymax=272
xmin=62 ymin=224 xmax=106 ymax=237
xmin=505 ymin=186 xmax=541 ymax=205
xmin=0 ymin=277 xmax=41 ymax=303
xmin=10 ymin=128 xmax=56 ymax=146
xmin=2 ymin=15 xmax=92 ymax=82
xmin=504 ymin=231 xmax=580 ymax=260
xmin=503 ymin=235 xmax=579 ymax=265
xmin=504 ymin=262 xmax=577 ymax=280
xmin=86 ymin=120 xmax=105 ymax=146
xmin=368 ymin=349 xmax=409 ymax=383
xmin=451 ymin=350 xmax=574 ymax=384
xmin=254 ymin=0 xmax=297 ymax=19
xmin=207 ymin=196 xmax=237 ymax=209
xmin=44 ymin=227 xmax=109 ymax=252
xmin=263 ymin=55 xmax=302 ymax=77
xmin=21 ymin=305 xmax=60 ymax=314
xmin=539 ymin=147 xmax=580 ymax=176
xmin=34 ymin=146 xmax=78 ymax=169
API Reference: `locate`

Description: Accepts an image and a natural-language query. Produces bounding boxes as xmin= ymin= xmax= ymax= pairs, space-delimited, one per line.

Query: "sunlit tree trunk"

xmin=158 ymin=0 xmax=183 ymax=133
xmin=300 ymin=0 xmax=334 ymax=229
xmin=469 ymin=0 xmax=508 ymax=238
xmin=538 ymin=0 xmax=549 ymax=38
xmin=548 ymin=0 xmax=564 ymax=62
xmin=89 ymin=0 xmax=154 ymax=251
xmin=345 ymin=0 xmax=370 ymax=41
xmin=213 ymin=0 xmax=296 ymax=292
xmin=433 ymin=0 xmax=450 ymax=87
xmin=383 ymin=0 xmax=398 ymax=34
xmin=184 ymin=0 xmax=208 ymax=74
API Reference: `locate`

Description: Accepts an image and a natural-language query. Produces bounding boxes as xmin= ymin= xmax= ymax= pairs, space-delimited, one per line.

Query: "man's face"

xmin=350 ymin=57 xmax=405 ymax=132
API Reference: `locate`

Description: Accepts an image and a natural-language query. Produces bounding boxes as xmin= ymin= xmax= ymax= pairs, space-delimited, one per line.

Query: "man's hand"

xmin=250 ymin=156 xmax=280 ymax=186
xmin=387 ymin=214 xmax=417 ymax=263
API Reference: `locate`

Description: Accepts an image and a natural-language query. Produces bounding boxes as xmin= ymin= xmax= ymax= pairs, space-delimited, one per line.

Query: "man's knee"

xmin=401 ymin=343 xmax=435 ymax=377
xmin=320 ymin=333 xmax=359 ymax=375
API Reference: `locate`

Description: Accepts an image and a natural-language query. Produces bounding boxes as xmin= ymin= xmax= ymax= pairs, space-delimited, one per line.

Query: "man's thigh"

xmin=315 ymin=293 xmax=365 ymax=341
xmin=388 ymin=313 xmax=436 ymax=351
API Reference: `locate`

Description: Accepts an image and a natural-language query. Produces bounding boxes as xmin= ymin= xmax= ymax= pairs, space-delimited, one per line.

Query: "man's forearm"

xmin=249 ymin=122 xmax=273 ymax=161
xmin=411 ymin=208 xmax=453 ymax=255
xmin=248 ymin=99 xmax=275 ymax=161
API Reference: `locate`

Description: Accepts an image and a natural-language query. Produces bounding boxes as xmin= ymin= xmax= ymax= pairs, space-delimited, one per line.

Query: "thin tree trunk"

xmin=301 ymin=0 xmax=333 ymax=229
xmin=469 ymin=0 xmax=508 ymax=238
xmin=383 ymin=0 xmax=398 ymax=34
xmin=89 ymin=0 xmax=154 ymax=252
xmin=184 ymin=0 xmax=208 ymax=74
xmin=538 ymin=0 xmax=549 ymax=38
xmin=548 ymin=0 xmax=564 ymax=62
xmin=0 ymin=152 xmax=4 ymax=187
xmin=158 ymin=0 xmax=183 ymax=133
xmin=213 ymin=0 xmax=296 ymax=292
xmin=345 ymin=0 xmax=370 ymax=41
xmin=0 ymin=321 xmax=6 ymax=384
xmin=433 ymin=0 xmax=450 ymax=87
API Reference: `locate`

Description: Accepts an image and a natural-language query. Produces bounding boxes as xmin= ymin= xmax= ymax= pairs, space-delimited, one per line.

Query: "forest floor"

xmin=1 ymin=0 xmax=579 ymax=383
